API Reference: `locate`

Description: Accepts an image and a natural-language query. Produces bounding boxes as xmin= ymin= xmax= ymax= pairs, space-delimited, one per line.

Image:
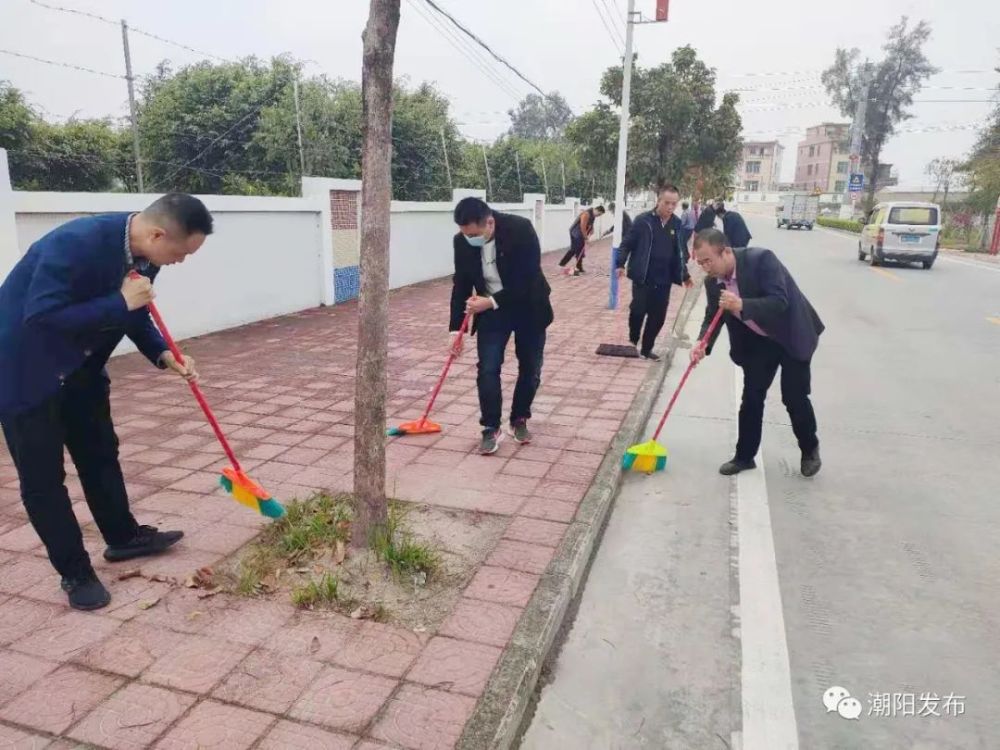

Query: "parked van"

xmin=858 ymin=202 xmax=941 ymax=269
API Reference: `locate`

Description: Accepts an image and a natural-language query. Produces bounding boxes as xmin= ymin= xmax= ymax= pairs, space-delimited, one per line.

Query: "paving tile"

xmin=257 ymin=720 xmax=356 ymax=750
xmin=331 ymin=620 xmax=426 ymax=678
xmin=0 ymin=522 xmax=44 ymax=553
xmin=267 ymin=612 xmax=361 ymax=661
xmin=0 ymin=723 xmax=53 ymax=749
xmin=0 ymin=649 xmax=59 ymax=707
xmin=0 ymin=664 xmax=122 ymax=734
xmin=370 ymin=684 xmax=476 ymax=750
xmin=73 ymin=621 xmax=184 ymax=677
xmin=10 ymin=610 xmax=120 ymax=660
xmin=212 ymin=649 xmax=323 ymax=714
xmin=200 ymin=598 xmax=294 ymax=647
xmin=0 ymin=595 xmax=62 ymax=646
xmin=289 ymin=666 xmax=396 ymax=733
xmin=0 ymin=554 xmax=56 ymax=596
xmin=406 ymin=636 xmax=502 ymax=697
xmin=516 ymin=496 xmax=580 ymax=523
xmin=153 ymin=699 xmax=274 ymax=750
xmin=437 ymin=598 xmax=522 ymax=649
xmin=487 ymin=538 xmax=557 ymax=574
xmin=143 ymin=634 xmax=251 ymax=694
xmin=503 ymin=517 xmax=568 ymax=548
xmin=464 ymin=566 xmax=540 ymax=608
xmin=182 ymin=521 xmax=260 ymax=555
xmin=69 ymin=683 xmax=196 ymax=750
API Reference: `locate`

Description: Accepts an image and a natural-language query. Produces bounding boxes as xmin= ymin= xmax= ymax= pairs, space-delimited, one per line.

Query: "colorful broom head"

xmin=219 ymin=467 xmax=285 ymax=518
xmin=386 ymin=417 xmax=442 ymax=437
xmin=622 ymin=439 xmax=668 ymax=473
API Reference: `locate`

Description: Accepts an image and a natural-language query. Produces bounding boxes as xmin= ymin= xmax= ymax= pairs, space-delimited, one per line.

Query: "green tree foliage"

xmin=507 ymin=92 xmax=574 ymax=140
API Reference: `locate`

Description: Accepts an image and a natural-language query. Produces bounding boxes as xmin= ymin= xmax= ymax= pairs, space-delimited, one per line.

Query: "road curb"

xmin=457 ymin=283 xmax=705 ymax=750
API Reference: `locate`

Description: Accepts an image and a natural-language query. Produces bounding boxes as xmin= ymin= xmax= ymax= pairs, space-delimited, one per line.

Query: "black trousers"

xmin=476 ymin=309 xmax=546 ymax=430
xmin=736 ymin=335 xmax=819 ymax=462
xmin=1 ymin=367 xmax=138 ymax=579
xmin=558 ymin=234 xmax=586 ymax=270
xmin=628 ymin=281 xmax=671 ymax=354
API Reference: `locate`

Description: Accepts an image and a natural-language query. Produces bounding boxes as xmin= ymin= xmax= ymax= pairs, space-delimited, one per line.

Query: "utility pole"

xmin=844 ymin=62 xmax=872 ymax=214
xmin=609 ymin=0 xmax=637 ymax=309
xmin=481 ymin=143 xmax=493 ymax=200
xmin=121 ymin=20 xmax=144 ymax=192
xmin=561 ymin=161 xmax=567 ymax=200
xmin=440 ymin=128 xmax=453 ymax=192
xmin=293 ymin=77 xmax=306 ymax=176
xmin=541 ymin=157 xmax=549 ymax=199
xmin=515 ymin=151 xmax=523 ymax=197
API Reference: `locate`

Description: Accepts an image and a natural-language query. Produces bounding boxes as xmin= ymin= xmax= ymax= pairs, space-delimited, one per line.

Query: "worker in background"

xmin=601 ymin=201 xmax=633 ymax=243
xmin=715 ymin=201 xmax=753 ymax=248
xmin=694 ymin=199 xmax=717 ymax=232
xmin=559 ymin=204 xmax=605 ymax=276
xmin=679 ymin=201 xmax=696 ymax=257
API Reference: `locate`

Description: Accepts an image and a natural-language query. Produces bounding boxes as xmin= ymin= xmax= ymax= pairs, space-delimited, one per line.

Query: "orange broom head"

xmin=219 ymin=467 xmax=285 ymax=518
xmin=385 ymin=417 xmax=442 ymax=437
xmin=622 ymin=439 xmax=668 ymax=473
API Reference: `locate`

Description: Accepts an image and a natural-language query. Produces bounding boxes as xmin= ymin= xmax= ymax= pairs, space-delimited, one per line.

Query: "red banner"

xmin=656 ymin=0 xmax=669 ymax=21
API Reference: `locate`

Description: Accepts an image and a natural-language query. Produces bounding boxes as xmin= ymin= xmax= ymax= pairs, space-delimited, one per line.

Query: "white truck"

xmin=776 ymin=194 xmax=819 ymax=230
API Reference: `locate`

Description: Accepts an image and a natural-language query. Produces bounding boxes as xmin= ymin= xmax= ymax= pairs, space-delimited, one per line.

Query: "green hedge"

xmin=816 ymin=217 xmax=862 ymax=233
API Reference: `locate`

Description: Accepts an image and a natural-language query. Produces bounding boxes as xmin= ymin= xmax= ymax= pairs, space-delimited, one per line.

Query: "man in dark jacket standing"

xmin=601 ymin=201 xmax=632 ymax=242
xmin=449 ymin=197 xmax=553 ymax=455
xmin=0 ymin=193 xmax=213 ymax=609
xmin=616 ymin=185 xmax=692 ymax=360
xmin=715 ymin=201 xmax=752 ymax=248
xmin=690 ymin=229 xmax=823 ymax=477
xmin=693 ymin=200 xmax=717 ymax=232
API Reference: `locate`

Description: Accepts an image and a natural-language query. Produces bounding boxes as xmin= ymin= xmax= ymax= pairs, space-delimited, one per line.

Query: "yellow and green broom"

xmin=623 ymin=308 xmax=724 ymax=473
xmin=141 ymin=280 xmax=285 ymax=518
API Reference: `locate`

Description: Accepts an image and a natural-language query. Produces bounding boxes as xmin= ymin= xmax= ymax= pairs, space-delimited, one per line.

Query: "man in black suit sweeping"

xmin=690 ymin=229 xmax=823 ymax=477
xmin=449 ymin=197 xmax=554 ymax=455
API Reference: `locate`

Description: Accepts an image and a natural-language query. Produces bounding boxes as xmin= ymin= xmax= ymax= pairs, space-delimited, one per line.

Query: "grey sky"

xmin=1 ymin=0 xmax=996 ymax=186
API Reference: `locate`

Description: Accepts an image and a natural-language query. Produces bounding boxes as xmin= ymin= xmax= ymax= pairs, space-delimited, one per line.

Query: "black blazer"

xmin=699 ymin=246 xmax=824 ymax=363
xmin=450 ymin=211 xmax=554 ymax=334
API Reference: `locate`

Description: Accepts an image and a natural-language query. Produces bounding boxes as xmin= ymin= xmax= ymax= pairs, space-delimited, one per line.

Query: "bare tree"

xmin=822 ymin=17 xmax=938 ymax=210
xmin=353 ymin=0 xmax=400 ymax=548
xmin=925 ymin=157 xmax=959 ymax=206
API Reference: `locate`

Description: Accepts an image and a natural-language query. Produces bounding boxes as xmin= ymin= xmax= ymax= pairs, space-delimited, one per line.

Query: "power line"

xmin=590 ymin=0 xmax=625 ymax=56
xmin=27 ymin=0 xmax=233 ymax=63
xmin=0 ymin=47 xmax=123 ymax=79
xmin=418 ymin=0 xmax=548 ymax=99
xmin=598 ymin=0 xmax=627 ymax=48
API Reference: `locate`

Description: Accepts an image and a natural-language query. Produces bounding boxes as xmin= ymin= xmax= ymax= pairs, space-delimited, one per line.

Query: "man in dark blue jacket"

xmin=715 ymin=201 xmax=752 ymax=248
xmin=615 ymin=184 xmax=692 ymax=360
xmin=690 ymin=229 xmax=823 ymax=478
xmin=0 ymin=193 xmax=212 ymax=609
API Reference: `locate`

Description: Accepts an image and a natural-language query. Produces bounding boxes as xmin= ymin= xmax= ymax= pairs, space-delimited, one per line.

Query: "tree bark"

xmin=353 ymin=0 xmax=400 ymax=548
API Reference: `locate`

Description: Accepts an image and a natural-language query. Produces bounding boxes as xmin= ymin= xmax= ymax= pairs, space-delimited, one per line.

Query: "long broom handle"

xmin=131 ymin=273 xmax=243 ymax=473
xmin=650 ymin=306 xmax=724 ymax=441
xmin=419 ymin=312 xmax=472 ymax=423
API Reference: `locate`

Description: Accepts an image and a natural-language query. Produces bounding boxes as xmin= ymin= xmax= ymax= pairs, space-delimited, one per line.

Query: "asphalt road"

xmin=520 ymin=215 xmax=1000 ymax=750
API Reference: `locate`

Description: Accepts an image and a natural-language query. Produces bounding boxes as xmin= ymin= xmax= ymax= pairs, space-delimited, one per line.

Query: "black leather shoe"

xmin=104 ymin=524 xmax=184 ymax=562
xmin=801 ymin=448 xmax=822 ymax=478
xmin=719 ymin=458 xmax=756 ymax=476
xmin=61 ymin=571 xmax=111 ymax=611
xmin=640 ymin=350 xmax=661 ymax=361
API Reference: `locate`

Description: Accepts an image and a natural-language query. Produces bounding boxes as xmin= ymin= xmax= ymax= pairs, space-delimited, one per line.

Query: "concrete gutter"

xmin=457 ymin=284 xmax=705 ymax=750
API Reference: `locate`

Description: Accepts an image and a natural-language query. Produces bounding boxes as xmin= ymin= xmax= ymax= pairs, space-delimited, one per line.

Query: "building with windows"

xmin=736 ymin=140 xmax=783 ymax=192
xmin=793 ymin=123 xmax=852 ymax=193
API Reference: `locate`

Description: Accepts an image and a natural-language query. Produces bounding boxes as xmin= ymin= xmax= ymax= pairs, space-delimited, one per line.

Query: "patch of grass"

xmin=291 ymin=572 xmax=340 ymax=608
xmin=370 ymin=504 xmax=439 ymax=580
xmin=233 ymin=546 xmax=280 ymax=597
xmin=262 ymin=494 xmax=352 ymax=558
xmin=816 ymin=217 xmax=862 ymax=233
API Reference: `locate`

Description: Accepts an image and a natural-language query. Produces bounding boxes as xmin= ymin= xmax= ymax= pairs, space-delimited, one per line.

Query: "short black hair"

xmin=714 ymin=201 xmax=727 ymax=214
xmin=453 ymin=197 xmax=491 ymax=225
xmin=693 ymin=227 xmax=729 ymax=251
xmin=681 ymin=201 xmax=689 ymax=209
xmin=594 ymin=205 xmax=606 ymax=213
xmin=144 ymin=193 xmax=213 ymax=236
xmin=658 ymin=184 xmax=680 ymax=196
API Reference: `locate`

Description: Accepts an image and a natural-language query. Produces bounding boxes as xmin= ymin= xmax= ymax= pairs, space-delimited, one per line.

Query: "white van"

xmin=858 ymin=202 xmax=941 ymax=270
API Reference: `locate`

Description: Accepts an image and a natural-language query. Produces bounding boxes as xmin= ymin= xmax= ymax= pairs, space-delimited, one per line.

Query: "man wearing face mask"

xmin=449 ymin=197 xmax=553 ymax=455
xmin=0 ymin=193 xmax=213 ymax=610
xmin=615 ymin=184 xmax=692 ymax=360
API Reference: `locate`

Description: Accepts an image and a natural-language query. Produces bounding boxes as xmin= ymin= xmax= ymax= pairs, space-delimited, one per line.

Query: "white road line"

xmin=734 ymin=366 xmax=799 ymax=750
xmin=813 ymin=226 xmax=1000 ymax=275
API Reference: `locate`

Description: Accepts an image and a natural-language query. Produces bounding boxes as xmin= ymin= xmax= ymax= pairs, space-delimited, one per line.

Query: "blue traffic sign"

xmin=848 ymin=173 xmax=864 ymax=192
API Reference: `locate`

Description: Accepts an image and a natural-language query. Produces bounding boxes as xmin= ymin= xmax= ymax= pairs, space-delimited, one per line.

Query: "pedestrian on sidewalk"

xmin=601 ymin=201 xmax=633 ymax=243
xmin=0 ymin=194 xmax=213 ymax=610
xmin=694 ymin=199 xmax=717 ymax=232
xmin=679 ymin=201 xmax=696 ymax=257
xmin=449 ymin=197 xmax=553 ymax=455
xmin=616 ymin=184 xmax=692 ymax=360
xmin=715 ymin=201 xmax=753 ymax=248
xmin=558 ymin=204 xmax=605 ymax=275
xmin=690 ymin=228 xmax=823 ymax=477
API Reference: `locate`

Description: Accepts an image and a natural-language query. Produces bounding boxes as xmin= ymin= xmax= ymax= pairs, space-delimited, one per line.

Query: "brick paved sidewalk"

xmin=0 ymin=238 xmax=688 ymax=749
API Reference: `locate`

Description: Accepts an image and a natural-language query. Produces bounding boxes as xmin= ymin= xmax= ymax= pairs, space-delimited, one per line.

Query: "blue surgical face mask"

xmin=465 ymin=234 xmax=487 ymax=247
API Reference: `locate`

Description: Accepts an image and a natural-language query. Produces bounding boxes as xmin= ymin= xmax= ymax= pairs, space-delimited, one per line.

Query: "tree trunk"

xmin=353 ymin=0 xmax=400 ymax=548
